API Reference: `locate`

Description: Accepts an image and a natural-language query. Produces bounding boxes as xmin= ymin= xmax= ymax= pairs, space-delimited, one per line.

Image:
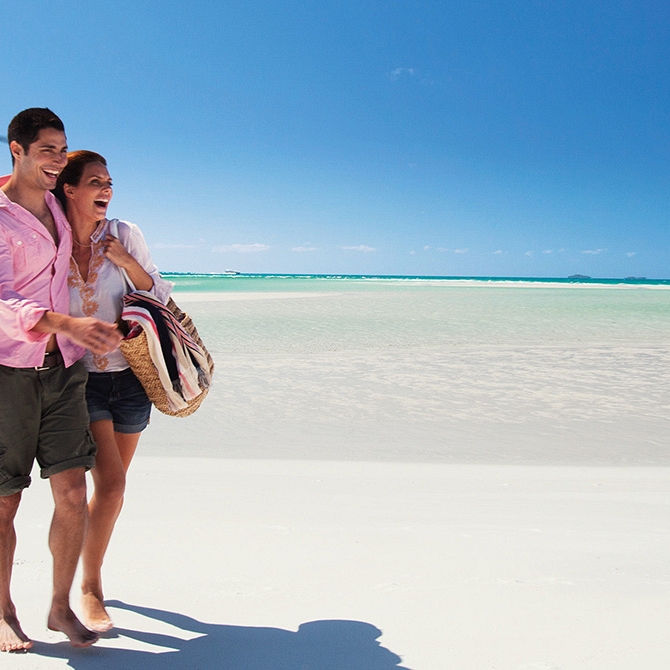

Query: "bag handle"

xmin=107 ymin=219 xmax=137 ymax=293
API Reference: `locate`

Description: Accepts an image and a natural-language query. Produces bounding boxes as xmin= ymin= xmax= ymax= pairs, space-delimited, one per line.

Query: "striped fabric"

xmin=121 ymin=291 xmax=211 ymax=412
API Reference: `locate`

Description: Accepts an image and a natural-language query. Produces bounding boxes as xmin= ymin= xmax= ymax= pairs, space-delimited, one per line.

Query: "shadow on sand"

xmin=32 ymin=600 xmax=410 ymax=669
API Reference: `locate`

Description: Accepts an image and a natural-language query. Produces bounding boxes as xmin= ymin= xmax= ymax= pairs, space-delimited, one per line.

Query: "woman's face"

xmin=64 ymin=161 xmax=113 ymax=224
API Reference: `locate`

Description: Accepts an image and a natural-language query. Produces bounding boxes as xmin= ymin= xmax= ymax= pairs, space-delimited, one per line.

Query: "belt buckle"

xmin=35 ymin=351 xmax=58 ymax=371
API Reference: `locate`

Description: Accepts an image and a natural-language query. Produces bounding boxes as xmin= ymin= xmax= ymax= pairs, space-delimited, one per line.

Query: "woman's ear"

xmin=63 ymin=184 xmax=76 ymax=199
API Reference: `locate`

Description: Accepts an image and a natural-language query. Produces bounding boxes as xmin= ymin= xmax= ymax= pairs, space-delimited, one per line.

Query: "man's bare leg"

xmin=0 ymin=492 xmax=32 ymax=652
xmin=46 ymin=468 xmax=98 ymax=647
xmin=81 ymin=422 xmax=141 ymax=632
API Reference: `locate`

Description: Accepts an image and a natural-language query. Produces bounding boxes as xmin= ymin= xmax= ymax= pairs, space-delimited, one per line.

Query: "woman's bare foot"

xmin=81 ymin=592 xmax=114 ymax=633
xmin=47 ymin=605 xmax=98 ymax=648
xmin=0 ymin=616 xmax=33 ymax=652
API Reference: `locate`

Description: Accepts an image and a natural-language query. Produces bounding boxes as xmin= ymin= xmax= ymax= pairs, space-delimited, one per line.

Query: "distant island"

xmin=568 ymin=274 xmax=591 ymax=279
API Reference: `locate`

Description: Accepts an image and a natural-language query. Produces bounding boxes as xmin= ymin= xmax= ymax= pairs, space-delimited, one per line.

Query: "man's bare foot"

xmin=0 ymin=615 xmax=33 ymax=652
xmin=47 ymin=606 xmax=98 ymax=648
xmin=81 ymin=592 xmax=114 ymax=633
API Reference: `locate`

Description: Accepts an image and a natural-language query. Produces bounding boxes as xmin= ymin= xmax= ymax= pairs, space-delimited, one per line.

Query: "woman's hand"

xmin=103 ymin=234 xmax=135 ymax=269
xmin=103 ymin=234 xmax=155 ymax=291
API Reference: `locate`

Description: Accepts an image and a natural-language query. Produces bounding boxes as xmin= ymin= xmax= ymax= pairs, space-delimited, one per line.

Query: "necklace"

xmin=72 ymin=238 xmax=92 ymax=248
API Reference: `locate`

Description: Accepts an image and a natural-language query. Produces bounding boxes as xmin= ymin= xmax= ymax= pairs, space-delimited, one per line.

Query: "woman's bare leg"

xmin=81 ymin=420 xmax=140 ymax=632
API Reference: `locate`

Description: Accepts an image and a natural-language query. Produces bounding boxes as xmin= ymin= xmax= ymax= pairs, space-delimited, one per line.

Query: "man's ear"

xmin=9 ymin=140 xmax=24 ymax=163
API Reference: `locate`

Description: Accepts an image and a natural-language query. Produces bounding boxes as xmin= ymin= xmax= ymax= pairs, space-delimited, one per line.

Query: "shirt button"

xmin=16 ymin=240 xmax=23 ymax=245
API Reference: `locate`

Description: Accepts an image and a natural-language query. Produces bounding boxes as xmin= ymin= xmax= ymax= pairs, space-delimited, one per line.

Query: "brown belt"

xmin=33 ymin=350 xmax=64 ymax=370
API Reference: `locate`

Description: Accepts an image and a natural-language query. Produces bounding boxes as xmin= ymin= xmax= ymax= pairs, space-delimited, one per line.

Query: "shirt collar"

xmin=90 ymin=218 xmax=110 ymax=243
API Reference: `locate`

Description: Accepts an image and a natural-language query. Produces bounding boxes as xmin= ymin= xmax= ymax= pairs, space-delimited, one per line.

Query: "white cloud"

xmin=525 ymin=251 xmax=534 ymax=256
xmin=581 ymin=248 xmax=607 ymax=255
xmin=423 ymin=245 xmax=431 ymax=251
xmin=454 ymin=248 xmax=468 ymax=254
xmin=493 ymin=250 xmax=505 ymax=255
xmin=340 ymin=245 xmax=376 ymax=253
xmin=153 ymin=242 xmax=200 ymax=249
xmin=409 ymin=250 xmax=416 ymax=255
xmin=292 ymin=245 xmax=317 ymax=252
xmin=389 ymin=67 xmax=415 ymax=81
xmin=627 ymin=251 xmax=636 ymax=257
xmin=212 ymin=243 xmax=270 ymax=254
xmin=542 ymin=249 xmax=553 ymax=254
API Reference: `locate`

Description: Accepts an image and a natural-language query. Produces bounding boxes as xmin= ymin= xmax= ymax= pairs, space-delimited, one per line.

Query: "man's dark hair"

xmin=7 ymin=108 xmax=65 ymax=165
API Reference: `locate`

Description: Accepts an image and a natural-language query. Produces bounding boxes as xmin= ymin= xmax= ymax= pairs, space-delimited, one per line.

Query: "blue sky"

xmin=3 ymin=1 xmax=669 ymax=277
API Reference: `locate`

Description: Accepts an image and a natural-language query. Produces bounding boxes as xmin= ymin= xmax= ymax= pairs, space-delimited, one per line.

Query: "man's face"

xmin=13 ymin=127 xmax=68 ymax=191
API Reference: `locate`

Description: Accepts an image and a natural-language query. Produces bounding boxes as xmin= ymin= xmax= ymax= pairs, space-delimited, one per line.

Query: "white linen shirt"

xmin=68 ymin=218 xmax=173 ymax=372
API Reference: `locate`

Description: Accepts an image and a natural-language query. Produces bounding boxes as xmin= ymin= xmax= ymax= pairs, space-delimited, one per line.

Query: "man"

xmin=0 ymin=108 xmax=122 ymax=651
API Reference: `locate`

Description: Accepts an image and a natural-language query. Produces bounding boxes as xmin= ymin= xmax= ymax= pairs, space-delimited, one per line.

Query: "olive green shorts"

xmin=0 ymin=361 xmax=97 ymax=496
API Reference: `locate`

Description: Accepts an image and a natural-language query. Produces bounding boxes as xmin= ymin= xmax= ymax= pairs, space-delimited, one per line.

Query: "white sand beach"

xmin=5 ymin=282 xmax=670 ymax=669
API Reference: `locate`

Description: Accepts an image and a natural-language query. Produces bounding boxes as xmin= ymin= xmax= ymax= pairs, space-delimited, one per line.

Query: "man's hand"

xmin=32 ymin=312 xmax=122 ymax=355
xmin=60 ymin=316 xmax=122 ymax=355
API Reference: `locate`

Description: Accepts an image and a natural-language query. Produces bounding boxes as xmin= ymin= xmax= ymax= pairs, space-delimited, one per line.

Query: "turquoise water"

xmin=141 ymin=272 xmax=670 ymax=464
xmin=168 ymin=273 xmax=670 ymax=294
xmin=169 ymin=273 xmax=670 ymax=356
xmin=142 ymin=272 xmax=670 ymax=464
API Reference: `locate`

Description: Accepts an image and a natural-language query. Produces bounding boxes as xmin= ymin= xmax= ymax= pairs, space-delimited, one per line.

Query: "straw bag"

xmin=119 ymin=296 xmax=214 ymax=417
xmin=110 ymin=222 xmax=214 ymax=417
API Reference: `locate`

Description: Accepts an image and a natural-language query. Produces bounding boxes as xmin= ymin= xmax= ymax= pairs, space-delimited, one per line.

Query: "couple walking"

xmin=0 ymin=108 xmax=172 ymax=650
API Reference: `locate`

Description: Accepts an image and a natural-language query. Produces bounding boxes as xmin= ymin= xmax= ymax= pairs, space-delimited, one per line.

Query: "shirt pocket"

xmin=8 ymin=231 xmax=44 ymax=273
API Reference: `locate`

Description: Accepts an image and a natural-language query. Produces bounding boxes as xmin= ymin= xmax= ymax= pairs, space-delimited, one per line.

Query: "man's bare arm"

xmin=32 ymin=312 xmax=122 ymax=355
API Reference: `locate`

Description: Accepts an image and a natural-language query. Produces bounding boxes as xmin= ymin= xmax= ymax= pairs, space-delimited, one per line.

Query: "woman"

xmin=54 ymin=151 xmax=173 ymax=633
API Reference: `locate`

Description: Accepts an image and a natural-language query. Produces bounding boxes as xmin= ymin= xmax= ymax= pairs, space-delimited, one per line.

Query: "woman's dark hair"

xmin=7 ymin=107 xmax=65 ymax=165
xmin=53 ymin=150 xmax=107 ymax=210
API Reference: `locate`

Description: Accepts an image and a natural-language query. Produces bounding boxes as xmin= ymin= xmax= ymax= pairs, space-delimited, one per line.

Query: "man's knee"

xmin=0 ymin=491 xmax=22 ymax=524
xmin=50 ymin=468 xmax=87 ymax=509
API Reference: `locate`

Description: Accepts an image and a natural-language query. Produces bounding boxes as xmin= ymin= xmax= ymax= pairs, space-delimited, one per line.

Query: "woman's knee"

xmin=93 ymin=470 xmax=127 ymax=504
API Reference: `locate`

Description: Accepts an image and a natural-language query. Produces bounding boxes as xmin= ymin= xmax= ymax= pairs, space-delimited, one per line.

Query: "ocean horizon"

xmin=166 ymin=272 xmax=670 ymax=293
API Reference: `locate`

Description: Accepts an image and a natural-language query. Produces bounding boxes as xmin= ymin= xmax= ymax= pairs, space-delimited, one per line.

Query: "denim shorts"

xmin=86 ymin=368 xmax=152 ymax=434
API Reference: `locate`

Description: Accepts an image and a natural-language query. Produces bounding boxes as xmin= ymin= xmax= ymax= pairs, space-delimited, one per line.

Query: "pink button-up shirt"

xmin=0 ymin=175 xmax=85 ymax=368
